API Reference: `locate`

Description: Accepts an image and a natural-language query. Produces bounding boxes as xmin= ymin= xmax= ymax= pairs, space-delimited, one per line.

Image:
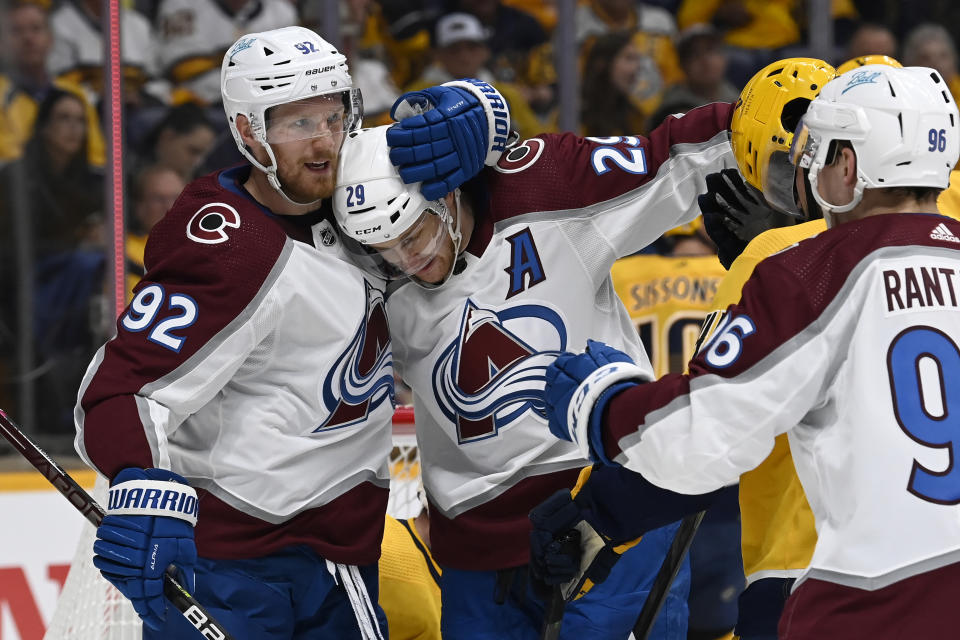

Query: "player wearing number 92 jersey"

xmin=335 ymin=102 xmax=736 ymax=638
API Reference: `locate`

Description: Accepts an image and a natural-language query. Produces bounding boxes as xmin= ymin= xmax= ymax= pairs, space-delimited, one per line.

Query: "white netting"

xmin=44 ymin=413 xmax=419 ymax=640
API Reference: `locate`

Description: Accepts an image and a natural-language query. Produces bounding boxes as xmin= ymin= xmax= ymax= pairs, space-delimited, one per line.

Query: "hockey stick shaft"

xmin=540 ymin=586 xmax=565 ymax=640
xmin=631 ymin=511 xmax=705 ymax=640
xmin=0 ymin=408 xmax=235 ymax=640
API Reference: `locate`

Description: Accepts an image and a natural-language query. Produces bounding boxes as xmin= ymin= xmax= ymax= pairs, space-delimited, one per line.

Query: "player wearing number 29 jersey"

xmin=335 ymin=102 xmax=736 ymax=638
xmin=388 ymin=106 xmax=734 ymax=573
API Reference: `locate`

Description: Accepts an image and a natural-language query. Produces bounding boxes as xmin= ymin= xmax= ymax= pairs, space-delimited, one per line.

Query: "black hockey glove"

xmin=529 ymin=486 xmax=638 ymax=602
xmin=699 ymin=169 xmax=797 ymax=269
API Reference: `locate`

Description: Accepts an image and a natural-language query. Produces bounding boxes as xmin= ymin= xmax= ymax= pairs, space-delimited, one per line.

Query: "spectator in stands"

xmin=448 ymin=0 xmax=550 ymax=85
xmin=577 ymin=0 xmax=677 ymax=42
xmin=156 ymin=0 xmax=298 ymax=105
xmin=903 ymin=23 xmax=960 ymax=103
xmin=845 ymin=22 xmax=897 ymax=60
xmin=0 ymin=88 xmax=105 ymax=434
xmin=49 ymin=0 xmax=164 ymax=108
xmin=677 ymin=0 xmax=858 ymax=87
xmin=134 ymin=102 xmax=216 ymax=183
xmin=407 ymin=12 xmax=543 ymax=137
xmin=576 ymin=0 xmax=683 ymax=89
xmin=125 ymin=164 xmax=185 ymax=300
xmin=661 ymin=24 xmax=738 ymax=113
xmin=0 ymin=1 xmax=105 ymax=166
xmin=581 ymin=31 xmax=663 ymax=137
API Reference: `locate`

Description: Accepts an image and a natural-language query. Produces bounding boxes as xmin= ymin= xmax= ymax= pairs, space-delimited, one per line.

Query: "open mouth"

xmin=305 ymin=161 xmax=330 ymax=172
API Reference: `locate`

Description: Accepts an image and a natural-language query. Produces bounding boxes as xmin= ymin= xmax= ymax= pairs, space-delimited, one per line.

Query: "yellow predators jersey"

xmin=935 ymin=170 xmax=960 ymax=221
xmin=701 ymin=220 xmax=826 ymax=585
xmin=611 ymin=254 xmax=726 ymax=377
xmin=379 ymin=515 xmax=442 ymax=640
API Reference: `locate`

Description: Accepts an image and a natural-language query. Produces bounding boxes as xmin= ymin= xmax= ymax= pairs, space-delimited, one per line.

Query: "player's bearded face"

xmin=266 ymin=96 xmax=347 ymax=201
xmin=372 ymin=208 xmax=456 ymax=284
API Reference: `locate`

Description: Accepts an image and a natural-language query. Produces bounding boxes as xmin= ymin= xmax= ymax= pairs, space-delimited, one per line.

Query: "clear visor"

xmin=341 ymin=206 xmax=451 ymax=282
xmin=789 ymin=121 xmax=820 ymax=170
xmin=265 ymin=94 xmax=347 ymax=144
xmin=762 ymin=149 xmax=803 ymax=216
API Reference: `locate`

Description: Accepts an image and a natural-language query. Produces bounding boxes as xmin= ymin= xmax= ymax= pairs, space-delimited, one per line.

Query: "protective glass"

xmin=265 ymin=94 xmax=348 ymax=143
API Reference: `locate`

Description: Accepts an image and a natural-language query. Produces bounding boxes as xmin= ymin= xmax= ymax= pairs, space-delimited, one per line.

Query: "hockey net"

xmin=43 ymin=407 xmax=420 ymax=640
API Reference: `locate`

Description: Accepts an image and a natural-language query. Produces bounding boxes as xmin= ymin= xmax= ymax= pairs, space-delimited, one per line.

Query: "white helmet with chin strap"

xmin=791 ymin=65 xmax=959 ymax=217
xmin=333 ymin=126 xmax=463 ymax=288
xmin=221 ymin=26 xmax=363 ymax=204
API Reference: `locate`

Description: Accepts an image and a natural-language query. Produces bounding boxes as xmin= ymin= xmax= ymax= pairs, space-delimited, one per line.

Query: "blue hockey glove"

xmin=387 ymin=78 xmax=511 ymax=200
xmin=700 ymin=169 xmax=797 ymax=269
xmin=92 ymin=467 xmax=198 ymax=631
xmin=545 ymin=340 xmax=650 ymax=463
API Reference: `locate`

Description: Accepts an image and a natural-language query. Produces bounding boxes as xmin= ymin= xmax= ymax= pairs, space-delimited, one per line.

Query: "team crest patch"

xmin=187 ymin=203 xmax=241 ymax=244
xmin=433 ymin=299 xmax=568 ymax=443
xmin=494 ymin=138 xmax=545 ymax=174
xmin=314 ymin=281 xmax=393 ymax=431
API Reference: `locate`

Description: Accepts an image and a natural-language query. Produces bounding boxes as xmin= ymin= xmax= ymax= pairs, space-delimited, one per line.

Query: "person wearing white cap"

xmin=408 ymin=12 xmax=543 ymax=137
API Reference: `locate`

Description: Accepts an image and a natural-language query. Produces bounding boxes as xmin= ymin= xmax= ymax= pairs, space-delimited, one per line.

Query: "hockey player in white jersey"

xmin=76 ymin=26 xmax=502 ymax=639
xmin=542 ymin=65 xmax=960 ymax=638
xmin=332 ymin=95 xmax=736 ymax=638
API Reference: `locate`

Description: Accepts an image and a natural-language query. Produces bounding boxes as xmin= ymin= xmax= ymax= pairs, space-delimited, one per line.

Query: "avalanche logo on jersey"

xmin=187 ymin=203 xmax=241 ymax=245
xmin=433 ymin=299 xmax=567 ymax=444
xmin=314 ymin=281 xmax=394 ymax=431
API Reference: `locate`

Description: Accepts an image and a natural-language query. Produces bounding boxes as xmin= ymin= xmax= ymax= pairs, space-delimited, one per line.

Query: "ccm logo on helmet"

xmin=356 ymin=225 xmax=382 ymax=235
xmin=187 ymin=203 xmax=241 ymax=244
xmin=306 ymin=65 xmax=336 ymax=76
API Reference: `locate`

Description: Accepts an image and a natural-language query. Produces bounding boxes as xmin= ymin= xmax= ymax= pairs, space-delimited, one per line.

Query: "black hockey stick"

xmin=631 ymin=511 xmax=705 ymax=640
xmin=0 ymin=408 xmax=235 ymax=640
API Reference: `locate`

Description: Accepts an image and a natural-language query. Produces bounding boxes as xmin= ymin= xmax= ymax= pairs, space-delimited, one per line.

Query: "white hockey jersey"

xmin=387 ymin=103 xmax=736 ymax=569
xmin=75 ymin=166 xmax=395 ymax=564
xmin=603 ymin=213 xmax=960 ymax=591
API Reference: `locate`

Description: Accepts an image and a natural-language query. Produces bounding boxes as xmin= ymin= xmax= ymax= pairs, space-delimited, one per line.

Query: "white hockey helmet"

xmin=333 ymin=126 xmax=463 ymax=287
xmin=221 ymin=26 xmax=363 ymax=202
xmin=790 ymin=65 xmax=960 ymax=216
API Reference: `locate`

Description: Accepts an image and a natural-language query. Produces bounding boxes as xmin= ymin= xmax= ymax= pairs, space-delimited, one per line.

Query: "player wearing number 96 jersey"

xmin=333 ymin=99 xmax=736 ymax=639
xmin=545 ymin=65 xmax=960 ymax=639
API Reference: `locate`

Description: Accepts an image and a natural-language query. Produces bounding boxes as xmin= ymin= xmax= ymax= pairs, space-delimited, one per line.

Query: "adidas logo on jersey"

xmin=930 ymin=222 xmax=960 ymax=244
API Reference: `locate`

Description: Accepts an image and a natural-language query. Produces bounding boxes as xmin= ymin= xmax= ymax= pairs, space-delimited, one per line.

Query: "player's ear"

xmin=841 ymin=147 xmax=858 ymax=185
xmin=235 ymin=114 xmax=256 ymax=147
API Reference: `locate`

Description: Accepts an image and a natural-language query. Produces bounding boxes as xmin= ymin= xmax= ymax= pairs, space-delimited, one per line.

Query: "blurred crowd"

xmin=2 ymin=0 xmax=960 ymax=441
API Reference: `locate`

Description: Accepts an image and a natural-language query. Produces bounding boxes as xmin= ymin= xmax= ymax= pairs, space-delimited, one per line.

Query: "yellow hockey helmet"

xmin=664 ymin=216 xmax=703 ymax=238
xmin=836 ymin=54 xmax=902 ymax=75
xmin=731 ymin=57 xmax=837 ymax=215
